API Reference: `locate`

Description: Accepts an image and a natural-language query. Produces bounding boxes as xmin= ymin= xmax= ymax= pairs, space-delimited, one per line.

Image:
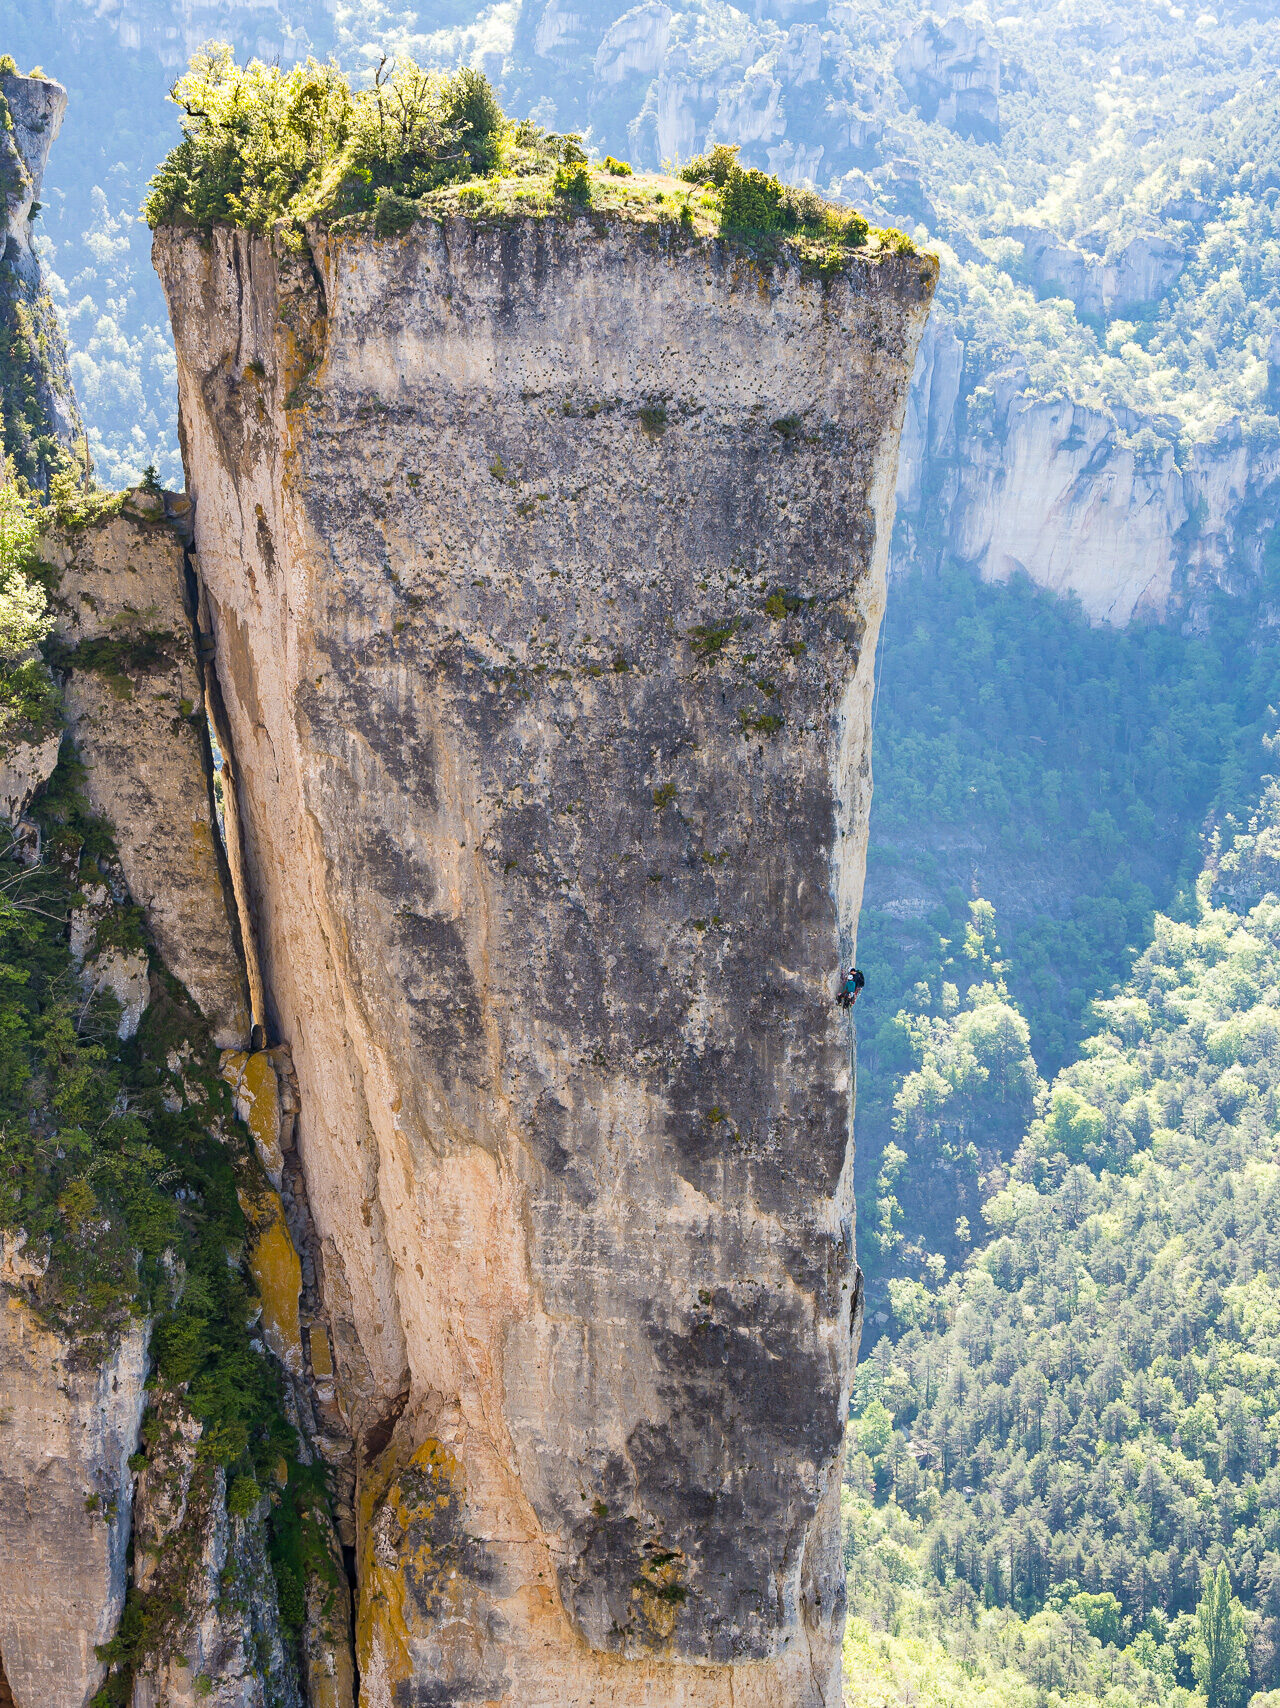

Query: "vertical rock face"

xmin=129 ymin=1430 xmax=305 ymax=1708
xmin=155 ymin=215 xmax=932 ymax=1705
xmin=44 ymin=501 xmax=252 ymax=1047
xmin=893 ymin=17 xmax=1001 ymax=142
xmin=893 ymin=319 xmax=1280 ymax=625
xmin=1019 ymin=228 xmax=1184 ymax=320
xmin=0 ymin=1288 xmax=148 ymax=1708
xmin=0 ymin=69 xmax=82 ymax=479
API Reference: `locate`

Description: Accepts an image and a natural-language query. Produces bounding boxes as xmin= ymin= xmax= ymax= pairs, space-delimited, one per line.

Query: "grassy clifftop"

xmin=145 ymin=48 xmax=917 ymax=272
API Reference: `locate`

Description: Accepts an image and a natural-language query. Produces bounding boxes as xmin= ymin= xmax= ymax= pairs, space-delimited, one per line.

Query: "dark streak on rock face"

xmin=363 ymin=1388 xmax=409 ymax=1466
xmin=560 ymin=1286 xmax=845 ymax=1661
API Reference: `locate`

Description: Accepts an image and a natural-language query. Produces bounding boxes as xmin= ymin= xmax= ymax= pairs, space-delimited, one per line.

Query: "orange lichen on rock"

xmin=357 ymin=1437 xmax=504 ymax=1703
xmin=221 ymin=1048 xmax=284 ymax=1182
xmin=237 ymin=1186 xmax=303 ymax=1372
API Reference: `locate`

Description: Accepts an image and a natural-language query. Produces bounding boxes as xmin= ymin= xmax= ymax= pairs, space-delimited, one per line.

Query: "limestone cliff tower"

xmin=0 ymin=65 xmax=83 ymax=485
xmin=155 ymin=205 xmax=933 ymax=1706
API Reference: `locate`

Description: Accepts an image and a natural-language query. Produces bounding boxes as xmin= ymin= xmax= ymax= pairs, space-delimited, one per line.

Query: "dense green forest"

xmin=854 ymin=561 xmax=1280 ymax=1313
xmin=844 ymin=773 xmax=1280 ymax=1708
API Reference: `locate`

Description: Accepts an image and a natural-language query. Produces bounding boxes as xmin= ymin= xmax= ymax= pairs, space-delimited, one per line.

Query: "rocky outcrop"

xmin=155 ymin=212 xmax=932 ymax=1704
xmin=0 ymin=728 xmax=60 ymax=825
xmin=129 ymin=1406 xmax=305 ymax=1708
xmin=1021 ymin=228 xmax=1184 ymax=319
xmin=497 ymin=2 xmax=1280 ymax=634
xmin=0 ymin=68 xmax=82 ymax=478
xmin=894 ymin=17 xmax=1000 ymax=142
xmin=0 ymin=1292 xmax=148 ymax=1708
xmin=594 ymin=3 xmax=672 ymax=86
xmin=44 ymin=496 xmax=252 ymax=1046
xmin=893 ymin=317 xmax=1280 ymax=624
xmin=1 ymin=69 xmax=66 ymax=246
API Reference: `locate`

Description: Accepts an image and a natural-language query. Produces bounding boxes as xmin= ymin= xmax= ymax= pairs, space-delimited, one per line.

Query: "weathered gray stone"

xmin=0 ymin=1299 xmax=147 ymax=1708
xmin=0 ymin=728 xmax=60 ymax=825
xmin=0 ymin=69 xmax=80 ymax=455
xmin=892 ymin=317 xmax=1280 ymax=625
xmin=43 ymin=508 xmax=252 ymax=1047
xmin=156 ymin=208 xmax=932 ymax=1705
xmin=894 ymin=16 xmax=1000 ymax=141
xmin=1021 ymin=227 xmax=1184 ymax=320
xmin=129 ymin=1396 xmax=304 ymax=1708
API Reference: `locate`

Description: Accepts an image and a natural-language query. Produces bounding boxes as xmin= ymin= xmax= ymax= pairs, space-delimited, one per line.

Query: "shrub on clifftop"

xmin=144 ymin=47 xmax=506 ymax=232
xmin=681 ymin=142 xmax=874 ymax=247
xmin=143 ymin=47 xmax=896 ymax=268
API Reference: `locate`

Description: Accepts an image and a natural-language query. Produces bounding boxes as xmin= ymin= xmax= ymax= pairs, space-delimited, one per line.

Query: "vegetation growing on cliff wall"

xmin=0 ymin=469 xmax=57 ymax=741
xmin=0 ymin=77 xmax=81 ymax=491
xmin=0 ymin=743 xmax=335 ymax=1701
xmin=0 ymin=485 xmax=334 ymax=1693
xmin=143 ymin=46 xmax=905 ymax=265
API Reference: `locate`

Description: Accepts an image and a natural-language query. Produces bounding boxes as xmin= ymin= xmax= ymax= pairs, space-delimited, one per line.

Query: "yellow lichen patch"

xmin=220 ymin=1048 xmax=284 ymax=1180
xmin=307 ymin=1322 xmax=334 ymax=1378
xmin=629 ymin=1542 xmax=689 ymax=1642
xmin=356 ymin=1437 xmax=471 ymax=1695
xmin=237 ymin=1186 xmax=303 ymax=1372
xmin=355 ymin=1455 xmax=414 ymax=1694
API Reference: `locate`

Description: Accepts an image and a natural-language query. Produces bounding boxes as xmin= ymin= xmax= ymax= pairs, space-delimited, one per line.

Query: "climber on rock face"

xmin=836 ymin=966 xmax=865 ymax=1009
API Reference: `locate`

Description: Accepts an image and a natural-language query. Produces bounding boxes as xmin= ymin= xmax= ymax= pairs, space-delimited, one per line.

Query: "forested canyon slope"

xmin=0 ymin=58 xmax=933 ymax=1707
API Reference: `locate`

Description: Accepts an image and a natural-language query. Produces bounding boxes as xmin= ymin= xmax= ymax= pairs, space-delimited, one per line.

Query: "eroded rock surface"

xmin=156 ymin=212 xmax=932 ymax=1705
xmin=0 ymin=1296 xmax=147 ymax=1708
xmin=44 ymin=502 xmax=252 ymax=1047
xmin=1021 ymin=227 xmax=1184 ymax=320
xmin=129 ymin=1395 xmax=305 ymax=1708
xmin=894 ymin=16 xmax=1001 ymax=141
xmin=893 ymin=316 xmax=1280 ymax=624
xmin=0 ymin=68 xmax=81 ymax=467
xmin=0 ymin=729 xmax=60 ymax=826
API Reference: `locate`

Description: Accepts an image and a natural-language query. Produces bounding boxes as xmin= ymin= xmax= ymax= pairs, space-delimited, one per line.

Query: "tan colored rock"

xmin=156 ymin=211 xmax=933 ymax=1705
xmin=43 ymin=510 xmax=251 ymax=1047
xmin=0 ymin=729 xmax=60 ymax=825
xmin=0 ymin=1297 xmax=147 ymax=1708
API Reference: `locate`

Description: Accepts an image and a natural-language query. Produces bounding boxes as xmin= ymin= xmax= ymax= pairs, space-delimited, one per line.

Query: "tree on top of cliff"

xmin=143 ymin=45 xmax=906 ymax=267
xmin=144 ymin=46 xmax=507 ymax=233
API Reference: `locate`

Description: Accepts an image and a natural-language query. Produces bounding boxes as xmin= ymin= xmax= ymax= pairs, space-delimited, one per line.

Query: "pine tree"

xmin=1192 ymin=1564 xmax=1249 ymax=1708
